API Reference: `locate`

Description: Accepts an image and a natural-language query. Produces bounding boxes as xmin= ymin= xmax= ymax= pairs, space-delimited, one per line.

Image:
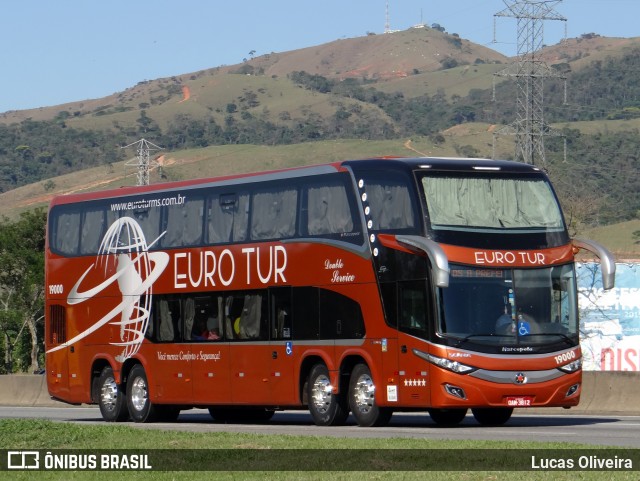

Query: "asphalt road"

xmin=2 ymin=406 xmax=640 ymax=448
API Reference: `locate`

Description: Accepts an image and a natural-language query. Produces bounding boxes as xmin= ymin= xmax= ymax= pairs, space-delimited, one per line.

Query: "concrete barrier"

xmin=1 ymin=372 xmax=639 ymax=415
xmin=0 ymin=374 xmax=61 ymax=407
xmin=560 ymin=371 xmax=640 ymax=416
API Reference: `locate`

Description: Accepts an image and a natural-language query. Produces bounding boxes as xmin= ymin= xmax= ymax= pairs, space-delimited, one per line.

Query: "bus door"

xmin=190 ymin=296 xmax=231 ymax=404
xmin=392 ymin=280 xmax=432 ymax=407
xmin=225 ymin=292 xmax=272 ymax=404
xmin=268 ymin=288 xmax=296 ymax=404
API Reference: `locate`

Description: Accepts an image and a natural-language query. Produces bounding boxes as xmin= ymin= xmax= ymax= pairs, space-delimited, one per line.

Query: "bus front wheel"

xmin=348 ymin=363 xmax=392 ymax=427
xmin=126 ymin=365 xmax=157 ymax=423
xmin=97 ymin=366 xmax=128 ymax=422
xmin=307 ymin=364 xmax=348 ymax=426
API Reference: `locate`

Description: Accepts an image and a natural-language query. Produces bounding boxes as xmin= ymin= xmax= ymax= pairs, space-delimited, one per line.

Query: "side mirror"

xmin=396 ymin=235 xmax=450 ymax=287
xmin=572 ymin=238 xmax=616 ymax=290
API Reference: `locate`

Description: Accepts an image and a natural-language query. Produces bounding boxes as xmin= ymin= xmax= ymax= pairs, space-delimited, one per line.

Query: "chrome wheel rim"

xmin=130 ymin=376 xmax=148 ymax=412
xmin=353 ymin=374 xmax=375 ymax=414
xmin=311 ymin=374 xmax=332 ymax=414
xmin=100 ymin=376 xmax=118 ymax=412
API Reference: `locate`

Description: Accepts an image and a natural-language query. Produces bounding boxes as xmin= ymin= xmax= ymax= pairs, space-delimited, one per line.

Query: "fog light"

xmin=444 ymin=384 xmax=466 ymax=400
xmin=566 ymin=383 xmax=580 ymax=397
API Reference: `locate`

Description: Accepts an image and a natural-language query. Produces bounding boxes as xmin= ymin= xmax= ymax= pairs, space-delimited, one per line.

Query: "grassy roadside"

xmin=0 ymin=419 xmax=638 ymax=480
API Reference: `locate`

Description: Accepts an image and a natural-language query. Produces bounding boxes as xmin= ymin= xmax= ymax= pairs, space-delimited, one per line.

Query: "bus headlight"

xmin=558 ymin=358 xmax=582 ymax=373
xmin=426 ymin=353 xmax=477 ymax=374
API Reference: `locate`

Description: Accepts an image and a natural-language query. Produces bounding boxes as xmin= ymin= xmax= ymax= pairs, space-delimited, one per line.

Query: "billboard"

xmin=578 ymin=262 xmax=640 ymax=371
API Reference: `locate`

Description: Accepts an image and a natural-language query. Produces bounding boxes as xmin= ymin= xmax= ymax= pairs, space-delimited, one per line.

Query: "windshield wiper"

xmin=447 ymin=333 xmax=512 ymax=347
xmin=523 ymin=332 xmax=575 ymax=345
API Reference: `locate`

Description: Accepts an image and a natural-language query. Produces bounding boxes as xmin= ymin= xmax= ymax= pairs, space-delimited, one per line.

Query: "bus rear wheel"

xmin=471 ymin=407 xmax=513 ymax=425
xmin=348 ymin=363 xmax=392 ymax=427
xmin=97 ymin=366 xmax=128 ymax=422
xmin=126 ymin=365 xmax=157 ymax=423
xmin=428 ymin=408 xmax=468 ymax=426
xmin=307 ymin=364 xmax=348 ymax=426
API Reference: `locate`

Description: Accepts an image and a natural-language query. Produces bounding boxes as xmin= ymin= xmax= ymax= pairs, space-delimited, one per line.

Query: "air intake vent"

xmin=49 ymin=305 xmax=66 ymax=344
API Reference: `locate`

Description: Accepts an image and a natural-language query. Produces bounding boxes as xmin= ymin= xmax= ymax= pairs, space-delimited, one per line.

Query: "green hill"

xmin=0 ymin=28 xmax=638 ymax=256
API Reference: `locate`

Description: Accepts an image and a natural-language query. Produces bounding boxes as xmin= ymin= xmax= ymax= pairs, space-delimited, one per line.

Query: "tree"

xmin=0 ymin=209 xmax=46 ymax=372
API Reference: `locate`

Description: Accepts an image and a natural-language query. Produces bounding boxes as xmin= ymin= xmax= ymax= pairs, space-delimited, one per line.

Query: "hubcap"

xmin=130 ymin=376 xmax=148 ymax=412
xmin=101 ymin=376 xmax=118 ymax=412
xmin=311 ymin=375 xmax=333 ymax=414
xmin=353 ymin=374 xmax=375 ymax=414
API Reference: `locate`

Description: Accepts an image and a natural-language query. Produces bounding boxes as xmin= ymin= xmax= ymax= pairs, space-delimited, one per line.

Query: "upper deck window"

xmin=162 ymin=196 xmax=205 ymax=248
xmin=305 ymin=179 xmax=355 ymax=236
xmin=207 ymin=192 xmax=250 ymax=244
xmin=49 ymin=172 xmax=364 ymax=257
xmin=421 ymin=174 xmax=565 ymax=233
xmin=250 ymin=186 xmax=298 ymax=240
xmin=358 ymin=171 xmax=418 ymax=232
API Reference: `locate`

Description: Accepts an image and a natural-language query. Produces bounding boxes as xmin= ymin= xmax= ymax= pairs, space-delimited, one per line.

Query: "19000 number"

xmin=554 ymin=351 xmax=576 ymax=364
xmin=49 ymin=284 xmax=64 ymax=295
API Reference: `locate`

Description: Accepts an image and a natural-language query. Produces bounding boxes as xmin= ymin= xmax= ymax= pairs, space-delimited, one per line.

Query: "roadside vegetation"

xmin=1 ymin=419 xmax=637 ymax=480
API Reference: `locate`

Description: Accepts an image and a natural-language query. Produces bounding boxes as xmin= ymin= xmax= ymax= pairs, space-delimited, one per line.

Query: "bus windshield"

xmin=421 ymin=174 xmax=565 ymax=233
xmin=438 ymin=264 xmax=578 ymax=347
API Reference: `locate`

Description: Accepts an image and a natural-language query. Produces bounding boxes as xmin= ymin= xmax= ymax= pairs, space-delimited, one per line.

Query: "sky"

xmin=1 ymin=0 xmax=638 ymax=113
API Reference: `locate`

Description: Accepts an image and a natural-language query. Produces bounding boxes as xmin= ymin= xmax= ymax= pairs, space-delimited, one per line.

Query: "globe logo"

xmin=46 ymin=217 xmax=169 ymax=362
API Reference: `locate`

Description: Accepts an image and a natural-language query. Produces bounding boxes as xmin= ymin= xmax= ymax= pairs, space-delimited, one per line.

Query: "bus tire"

xmin=348 ymin=363 xmax=392 ymax=427
xmin=307 ymin=363 xmax=348 ymax=426
xmin=126 ymin=364 xmax=157 ymax=423
xmin=97 ymin=366 xmax=128 ymax=422
xmin=428 ymin=408 xmax=468 ymax=426
xmin=471 ymin=407 xmax=513 ymax=425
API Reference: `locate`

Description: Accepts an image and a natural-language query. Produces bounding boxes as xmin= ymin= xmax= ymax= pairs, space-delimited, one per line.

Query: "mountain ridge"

xmin=7 ymin=28 xmax=635 ymax=123
xmin=0 ymin=27 xmax=638 ymax=255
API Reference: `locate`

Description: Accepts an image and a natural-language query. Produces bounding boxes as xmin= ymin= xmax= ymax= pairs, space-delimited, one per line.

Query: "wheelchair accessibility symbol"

xmin=518 ymin=321 xmax=531 ymax=336
xmin=285 ymin=342 xmax=293 ymax=356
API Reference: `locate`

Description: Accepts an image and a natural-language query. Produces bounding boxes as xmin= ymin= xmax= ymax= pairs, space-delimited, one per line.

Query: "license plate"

xmin=506 ymin=396 xmax=534 ymax=407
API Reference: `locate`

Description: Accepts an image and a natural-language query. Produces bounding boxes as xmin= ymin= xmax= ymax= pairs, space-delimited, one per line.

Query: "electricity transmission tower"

xmin=123 ymin=139 xmax=163 ymax=186
xmin=384 ymin=0 xmax=391 ymax=33
xmin=492 ymin=0 xmax=567 ymax=166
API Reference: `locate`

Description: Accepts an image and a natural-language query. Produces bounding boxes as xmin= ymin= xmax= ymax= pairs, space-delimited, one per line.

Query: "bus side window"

xmin=239 ymin=294 xmax=264 ymax=340
xmin=319 ymin=289 xmax=365 ymax=339
xmin=305 ymin=180 xmax=354 ymax=236
xmin=157 ymin=299 xmax=174 ymax=341
xmin=201 ymin=296 xmax=222 ymax=341
xmin=184 ymin=297 xmax=196 ymax=340
xmin=207 ymin=192 xmax=249 ymax=244
xmin=270 ymin=287 xmax=292 ymax=340
xmin=54 ymin=211 xmax=81 ymax=255
xmin=360 ymin=174 xmax=417 ymax=232
xmin=398 ymin=281 xmax=427 ymax=334
xmin=222 ymin=293 xmax=266 ymax=340
xmin=79 ymin=208 xmax=105 ymax=255
xmin=223 ymin=296 xmax=236 ymax=340
xmin=250 ymin=186 xmax=298 ymax=240
xmin=379 ymin=282 xmax=398 ymax=329
xmin=123 ymin=207 xmax=161 ymax=248
xmin=162 ymin=196 xmax=204 ymax=248
xmin=292 ymin=287 xmax=320 ymax=340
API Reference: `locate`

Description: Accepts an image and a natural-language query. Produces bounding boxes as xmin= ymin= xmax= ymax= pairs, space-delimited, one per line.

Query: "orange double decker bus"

xmin=45 ymin=157 xmax=615 ymax=426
